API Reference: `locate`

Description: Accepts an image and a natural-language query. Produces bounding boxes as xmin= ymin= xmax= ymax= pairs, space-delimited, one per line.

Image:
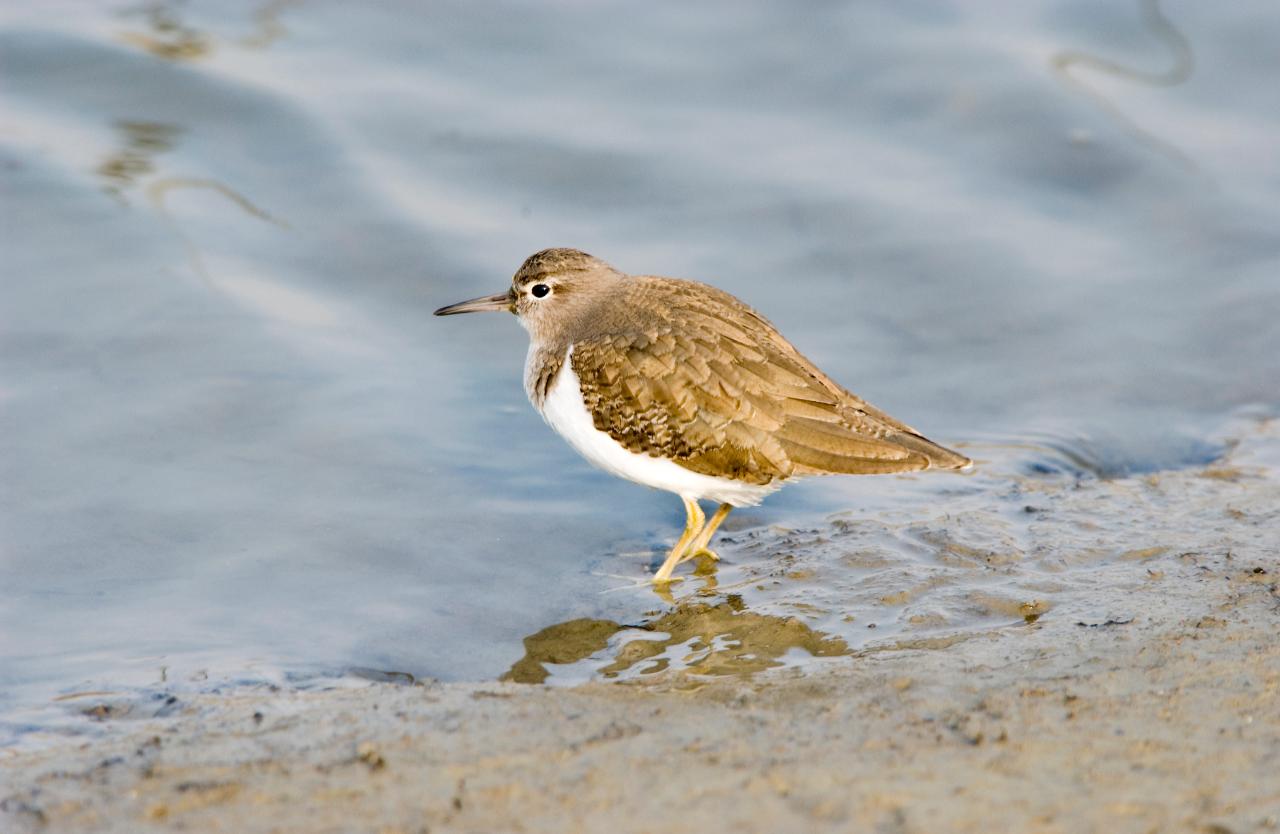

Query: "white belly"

xmin=531 ymin=345 xmax=780 ymax=507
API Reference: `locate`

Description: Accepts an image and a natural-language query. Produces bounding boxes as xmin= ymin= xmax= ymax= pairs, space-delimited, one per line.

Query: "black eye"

xmin=531 ymin=283 xmax=550 ymax=298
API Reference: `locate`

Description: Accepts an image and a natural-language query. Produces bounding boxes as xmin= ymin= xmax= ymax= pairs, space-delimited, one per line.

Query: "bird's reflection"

xmin=501 ymin=593 xmax=851 ymax=684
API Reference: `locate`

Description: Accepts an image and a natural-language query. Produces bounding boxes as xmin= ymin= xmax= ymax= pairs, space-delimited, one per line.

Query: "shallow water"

xmin=2 ymin=0 xmax=1278 ymax=743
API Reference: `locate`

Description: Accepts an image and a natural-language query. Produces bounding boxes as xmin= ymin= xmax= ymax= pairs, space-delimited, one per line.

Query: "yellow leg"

xmin=679 ymin=503 xmax=732 ymax=564
xmin=653 ymin=497 xmax=705 ymax=583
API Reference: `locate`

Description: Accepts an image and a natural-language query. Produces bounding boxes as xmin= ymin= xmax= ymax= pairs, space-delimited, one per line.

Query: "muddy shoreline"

xmin=4 ymin=424 xmax=1279 ymax=833
xmin=3 ymin=564 xmax=1276 ymax=833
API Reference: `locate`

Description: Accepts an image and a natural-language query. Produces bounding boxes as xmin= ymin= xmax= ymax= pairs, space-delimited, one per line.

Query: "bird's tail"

xmin=889 ymin=430 xmax=972 ymax=471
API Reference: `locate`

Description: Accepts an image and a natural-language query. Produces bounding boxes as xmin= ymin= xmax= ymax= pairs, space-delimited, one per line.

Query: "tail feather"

xmin=888 ymin=430 xmax=972 ymax=470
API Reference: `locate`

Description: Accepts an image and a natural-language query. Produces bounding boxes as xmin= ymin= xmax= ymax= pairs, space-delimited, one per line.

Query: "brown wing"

xmin=570 ymin=277 xmax=970 ymax=485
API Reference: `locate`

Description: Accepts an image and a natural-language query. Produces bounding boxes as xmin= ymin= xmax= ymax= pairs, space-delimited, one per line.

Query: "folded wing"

xmin=570 ymin=278 xmax=970 ymax=485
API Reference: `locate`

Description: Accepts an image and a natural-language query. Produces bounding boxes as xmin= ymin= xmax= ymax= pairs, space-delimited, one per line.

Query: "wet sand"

xmin=4 ymin=423 xmax=1278 ymax=833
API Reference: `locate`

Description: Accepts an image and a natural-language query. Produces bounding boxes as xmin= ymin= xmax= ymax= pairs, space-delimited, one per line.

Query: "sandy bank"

xmin=4 ymin=424 xmax=1279 ymax=833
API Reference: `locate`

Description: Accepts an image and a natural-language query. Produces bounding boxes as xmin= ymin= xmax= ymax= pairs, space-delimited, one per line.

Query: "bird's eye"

xmin=531 ymin=283 xmax=550 ymax=298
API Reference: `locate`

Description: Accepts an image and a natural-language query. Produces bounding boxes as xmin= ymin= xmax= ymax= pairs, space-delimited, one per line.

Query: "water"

xmin=2 ymin=0 xmax=1278 ymax=742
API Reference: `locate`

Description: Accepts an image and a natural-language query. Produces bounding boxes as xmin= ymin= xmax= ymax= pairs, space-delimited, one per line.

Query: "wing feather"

xmin=568 ymin=276 xmax=970 ymax=486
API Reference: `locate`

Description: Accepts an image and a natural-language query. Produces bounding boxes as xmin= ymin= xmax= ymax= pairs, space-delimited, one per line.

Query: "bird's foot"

xmin=676 ymin=541 xmax=720 ymax=564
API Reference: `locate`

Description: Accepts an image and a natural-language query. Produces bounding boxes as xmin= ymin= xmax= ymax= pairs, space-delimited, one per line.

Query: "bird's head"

xmin=434 ymin=248 xmax=623 ymax=343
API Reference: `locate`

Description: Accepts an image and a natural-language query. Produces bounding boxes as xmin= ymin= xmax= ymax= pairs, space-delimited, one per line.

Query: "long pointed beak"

xmin=433 ymin=291 xmax=514 ymax=316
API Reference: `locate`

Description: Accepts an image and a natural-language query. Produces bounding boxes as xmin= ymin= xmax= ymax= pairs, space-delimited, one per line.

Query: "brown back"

xmin=569 ymin=275 xmax=970 ymax=485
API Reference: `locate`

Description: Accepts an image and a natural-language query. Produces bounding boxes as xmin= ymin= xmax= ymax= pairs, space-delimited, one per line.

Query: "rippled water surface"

xmin=3 ymin=0 xmax=1278 ymax=742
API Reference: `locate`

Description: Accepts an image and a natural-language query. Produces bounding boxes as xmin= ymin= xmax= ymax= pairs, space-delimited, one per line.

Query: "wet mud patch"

xmin=576 ymin=415 xmax=1278 ymax=684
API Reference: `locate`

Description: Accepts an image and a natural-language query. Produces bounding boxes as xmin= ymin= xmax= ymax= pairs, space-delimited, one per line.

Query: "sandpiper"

xmin=435 ymin=249 xmax=970 ymax=583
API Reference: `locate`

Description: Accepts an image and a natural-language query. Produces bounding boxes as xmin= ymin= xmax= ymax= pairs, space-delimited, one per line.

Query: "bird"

xmin=435 ymin=248 xmax=970 ymax=583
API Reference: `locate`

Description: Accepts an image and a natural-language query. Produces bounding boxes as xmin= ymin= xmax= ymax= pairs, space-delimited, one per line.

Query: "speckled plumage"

xmin=513 ymin=250 xmax=970 ymax=488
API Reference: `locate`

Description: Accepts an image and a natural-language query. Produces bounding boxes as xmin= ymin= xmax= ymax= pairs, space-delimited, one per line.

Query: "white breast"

xmin=530 ymin=344 xmax=781 ymax=507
